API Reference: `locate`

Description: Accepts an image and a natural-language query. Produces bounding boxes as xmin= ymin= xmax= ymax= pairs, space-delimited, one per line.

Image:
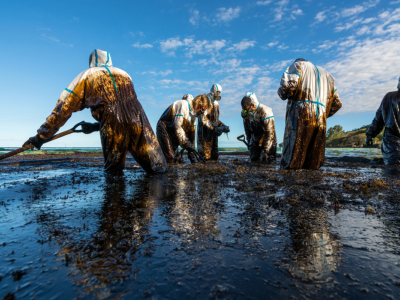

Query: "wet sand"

xmin=1 ymin=153 xmax=400 ymax=299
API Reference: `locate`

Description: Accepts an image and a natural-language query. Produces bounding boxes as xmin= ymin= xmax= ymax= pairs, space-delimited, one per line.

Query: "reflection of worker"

xmin=197 ymin=84 xmax=230 ymax=160
xmin=157 ymin=94 xmax=209 ymax=163
xmin=241 ymin=93 xmax=277 ymax=162
xmin=278 ymin=58 xmax=342 ymax=170
xmin=366 ymin=78 xmax=400 ymax=165
xmin=23 ymin=49 xmax=167 ymax=173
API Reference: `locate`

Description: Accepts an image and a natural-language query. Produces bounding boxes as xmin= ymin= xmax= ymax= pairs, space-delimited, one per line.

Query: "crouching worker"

xmin=241 ymin=93 xmax=277 ymax=162
xmin=278 ymin=58 xmax=342 ymax=170
xmin=197 ymin=84 xmax=230 ymax=160
xmin=365 ymin=77 xmax=400 ymax=165
xmin=23 ymin=49 xmax=167 ymax=173
xmin=157 ymin=94 xmax=209 ymax=163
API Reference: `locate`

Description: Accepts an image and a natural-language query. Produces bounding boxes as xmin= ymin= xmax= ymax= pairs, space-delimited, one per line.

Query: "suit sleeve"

xmin=262 ymin=116 xmax=276 ymax=153
xmin=37 ymin=73 xmax=87 ymax=140
xmin=277 ymin=62 xmax=301 ymax=100
xmin=366 ymin=96 xmax=385 ymax=138
xmin=327 ymin=89 xmax=342 ymax=118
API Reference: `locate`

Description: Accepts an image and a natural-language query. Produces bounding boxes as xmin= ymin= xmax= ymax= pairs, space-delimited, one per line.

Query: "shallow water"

xmin=0 ymin=157 xmax=399 ymax=299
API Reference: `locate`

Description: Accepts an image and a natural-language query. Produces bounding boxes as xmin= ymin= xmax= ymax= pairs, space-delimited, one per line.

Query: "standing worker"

xmin=277 ymin=58 xmax=342 ymax=170
xmin=157 ymin=94 xmax=209 ymax=163
xmin=23 ymin=49 xmax=167 ymax=173
xmin=197 ymin=84 xmax=230 ymax=160
xmin=241 ymin=93 xmax=277 ymax=162
xmin=365 ymin=77 xmax=400 ymax=165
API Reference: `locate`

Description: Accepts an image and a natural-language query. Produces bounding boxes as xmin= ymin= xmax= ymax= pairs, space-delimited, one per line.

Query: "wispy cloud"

xmin=227 ymin=39 xmax=256 ymax=52
xmin=132 ymin=42 xmax=153 ymax=49
xmin=340 ymin=0 xmax=380 ymax=18
xmin=291 ymin=9 xmax=303 ymax=20
xmin=256 ymin=0 xmax=272 ymax=5
xmin=142 ymin=70 xmax=172 ymax=76
xmin=189 ymin=9 xmax=200 ymax=26
xmin=216 ymin=6 xmax=241 ymax=23
xmin=273 ymin=0 xmax=289 ymax=21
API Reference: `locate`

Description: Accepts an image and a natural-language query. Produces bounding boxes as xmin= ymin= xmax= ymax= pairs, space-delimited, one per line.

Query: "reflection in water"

xmin=284 ymin=203 xmax=342 ymax=282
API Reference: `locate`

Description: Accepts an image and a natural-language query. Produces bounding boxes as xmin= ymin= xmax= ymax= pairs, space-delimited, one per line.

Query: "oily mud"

xmin=1 ymin=154 xmax=400 ymax=299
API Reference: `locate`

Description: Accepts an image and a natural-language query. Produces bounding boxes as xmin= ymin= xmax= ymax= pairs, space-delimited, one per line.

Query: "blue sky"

xmin=1 ymin=0 xmax=399 ymax=147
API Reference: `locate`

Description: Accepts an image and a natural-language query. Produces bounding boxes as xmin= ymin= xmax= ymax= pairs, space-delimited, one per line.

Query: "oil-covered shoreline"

xmin=1 ymin=153 xmax=399 ymax=299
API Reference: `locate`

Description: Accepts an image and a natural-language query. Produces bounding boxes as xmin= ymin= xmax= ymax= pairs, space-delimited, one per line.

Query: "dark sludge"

xmin=1 ymin=152 xmax=400 ymax=299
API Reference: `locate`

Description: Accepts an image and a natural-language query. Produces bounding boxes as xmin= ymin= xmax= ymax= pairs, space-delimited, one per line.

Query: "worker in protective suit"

xmin=278 ymin=58 xmax=342 ymax=170
xmin=365 ymin=77 xmax=400 ymax=165
xmin=157 ymin=94 xmax=209 ymax=163
xmin=197 ymin=84 xmax=230 ymax=160
xmin=241 ymin=92 xmax=277 ymax=162
xmin=23 ymin=49 xmax=167 ymax=173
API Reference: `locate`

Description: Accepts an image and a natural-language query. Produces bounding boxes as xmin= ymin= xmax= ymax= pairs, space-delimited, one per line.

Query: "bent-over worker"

xmin=23 ymin=49 xmax=167 ymax=173
xmin=277 ymin=58 xmax=342 ymax=170
xmin=241 ymin=92 xmax=277 ymax=162
xmin=366 ymin=77 xmax=400 ymax=165
xmin=197 ymin=84 xmax=230 ymax=160
xmin=157 ymin=94 xmax=209 ymax=163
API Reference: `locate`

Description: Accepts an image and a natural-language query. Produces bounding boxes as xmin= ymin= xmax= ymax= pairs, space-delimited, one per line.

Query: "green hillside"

xmin=326 ymin=125 xmax=383 ymax=148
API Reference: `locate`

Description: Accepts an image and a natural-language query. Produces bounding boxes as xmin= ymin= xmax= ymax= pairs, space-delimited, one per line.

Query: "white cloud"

xmin=291 ymin=9 xmax=303 ymax=20
xmin=41 ymin=33 xmax=59 ymax=43
xmin=227 ymin=39 xmax=256 ymax=52
xmin=340 ymin=0 xmax=380 ymax=18
xmin=335 ymin=18 xmax=363 ymax=32
xmin=274 ymin=0 xmax=289 ymax=21
xmin=142 ymin=70 xmax=172 ymax=76
xmin=159 ymin=37 xmax=186 ymax=55
xmin=256 ymin=0 xmax=272 ymax=5
xmin=216 ymin=7 xmax=241 ymax=23
xmin=324 ymin=36 xmax=400 ymax=115
xmin=374 ymin=8 xmax=400 ymax=36
xmin=362 ymin=17 xmax=377 ymax=24
xmin=158 ymin=79 xmax=208 ymax=90
xmin=315 ymin=10 xmax=329 ymax=23
xmin=189 ymin=9 xmax=200 ymax=26
xmin=312 ymin=40 xmax=338 ymax=53
xmin=268 ymin=59 xmax=293 ymax=71
xmin=130 ymin=31 xmax=145 ymax=37
xmin=267 ymin=41 xmax=279 ymax=47
xmin=277 ymin=44 xmax=289 ymax=50
xmin=132 ymin=42 xmax=153 ymax=49
xmin=159 ymin=37 xmax=227 ymax=58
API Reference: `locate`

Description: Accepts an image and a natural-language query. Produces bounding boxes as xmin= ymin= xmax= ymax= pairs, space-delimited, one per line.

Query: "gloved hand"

xmin=23 ymin=135 xmax=45 ymax=150
xmin=277 ymin=87 xmax=288 ymax=100
xmin=185 ymin=146 xmax=197 ymax=163
xmin=365 ymin=135 xmax=373 ymax=146
xmin=81 ymin=122 xmax=101 ymax=134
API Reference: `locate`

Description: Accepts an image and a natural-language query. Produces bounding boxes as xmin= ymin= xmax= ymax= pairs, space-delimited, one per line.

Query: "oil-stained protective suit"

xmin=278 ymin=59 xmax=342 ymax=170
xmin=26 ymin=49 xmax=167 ymax=173
xmin=242 ymin=93 xmax=277 ymax=162
xmin=197 ymin=84 xmax=227 ymax=160
xmin=157 ymin=99 xmax=197 ymax=163
xmin=366 ymin=89 xmax=400 ymax=165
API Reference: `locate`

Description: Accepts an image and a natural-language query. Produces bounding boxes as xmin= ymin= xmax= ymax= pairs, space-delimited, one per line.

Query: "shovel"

xmin=237 ymin=134 xmax=249 ymax=147
xmin=0 ymin=121 xmax=86 ymax=161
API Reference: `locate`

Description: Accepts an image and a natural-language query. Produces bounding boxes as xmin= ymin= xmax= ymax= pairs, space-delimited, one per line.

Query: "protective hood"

xmin=210 ymin=83 xmax=222 ymax=94
xmin=245 ymin=92 xmax=259 ymax=107
xmin=182 ymin=94 xmax=194 ymax=101
xmin=89 ymin=49 xmax=113 ymax=68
